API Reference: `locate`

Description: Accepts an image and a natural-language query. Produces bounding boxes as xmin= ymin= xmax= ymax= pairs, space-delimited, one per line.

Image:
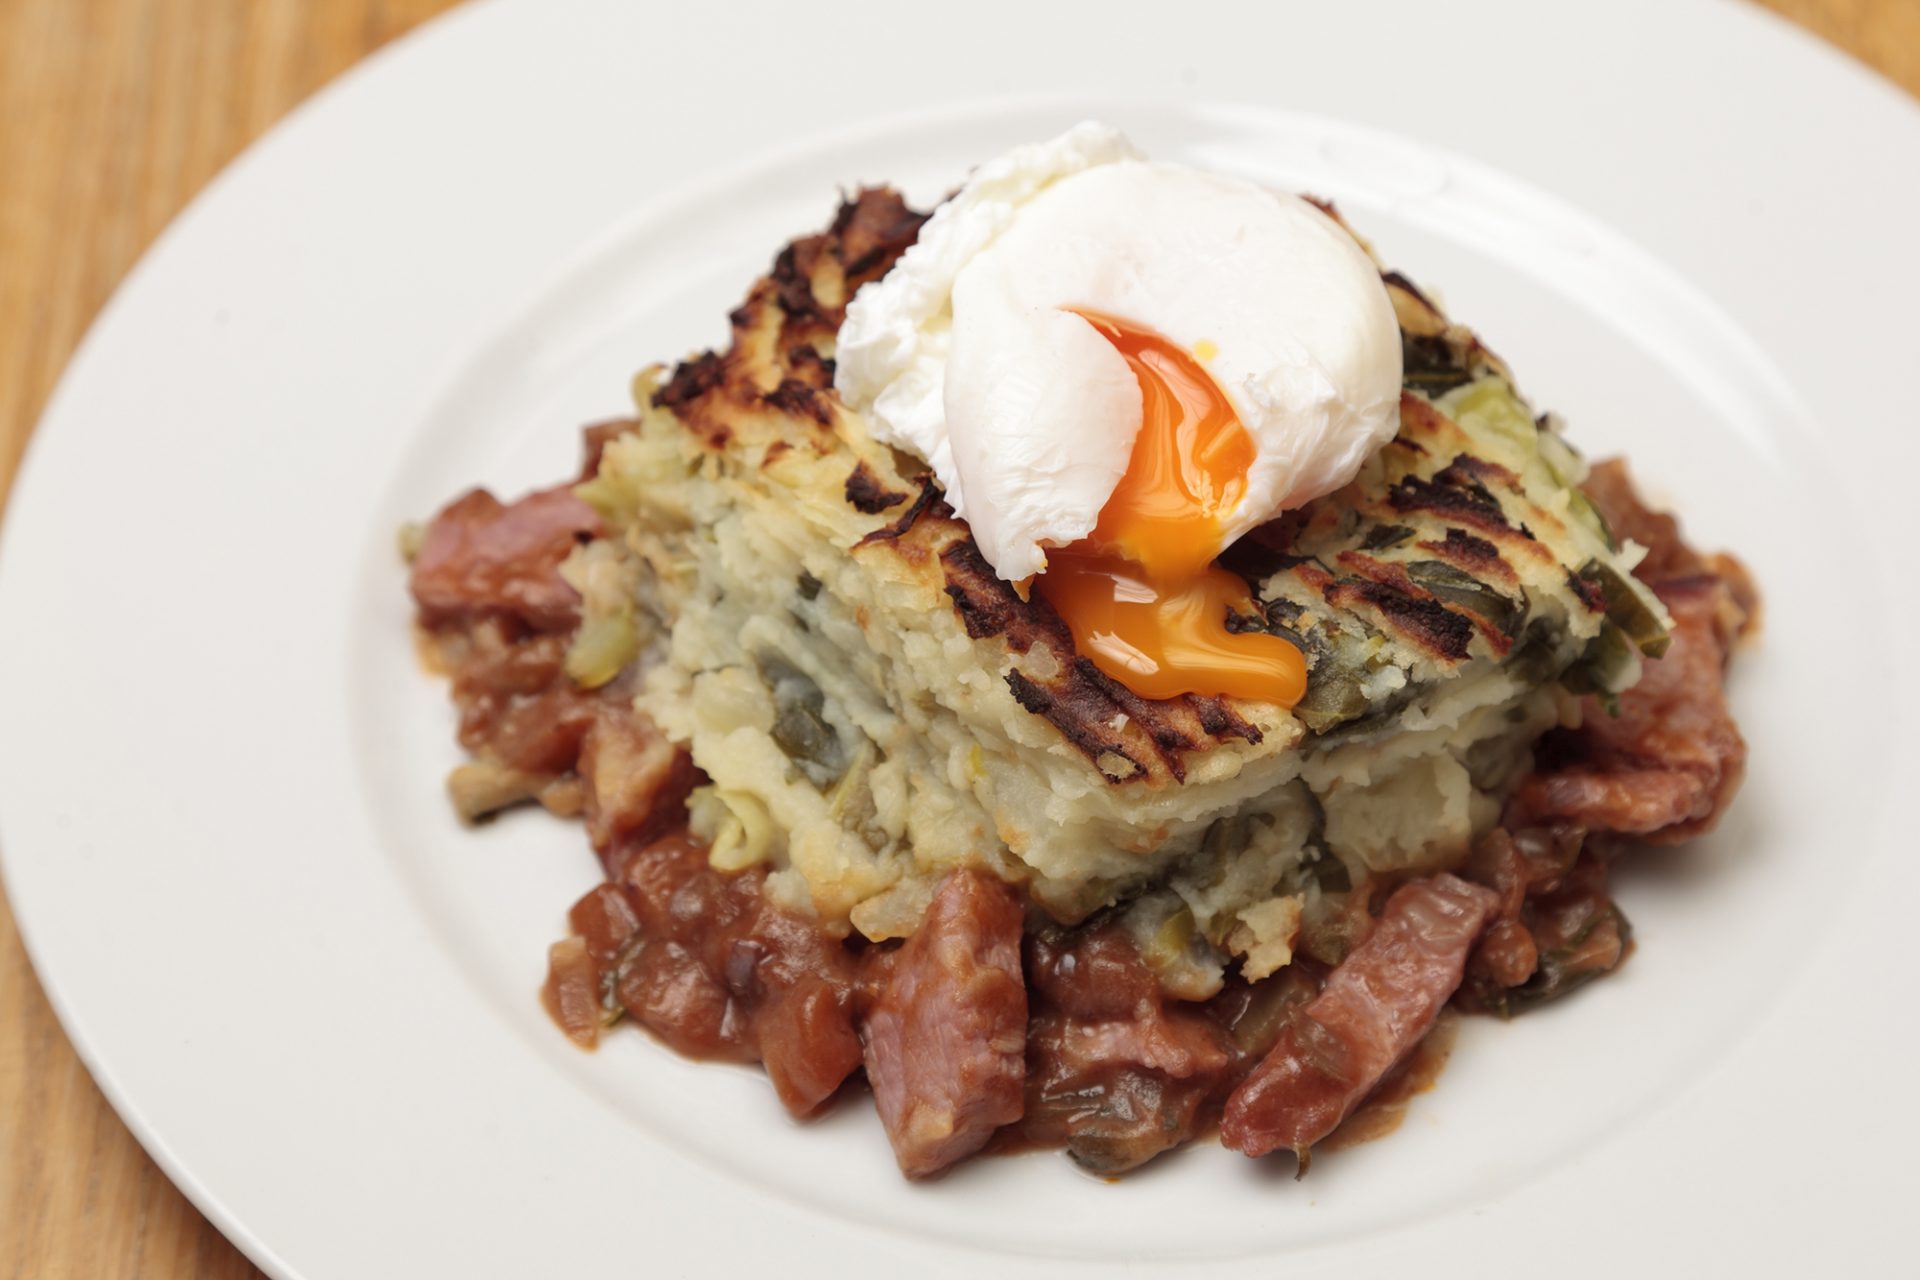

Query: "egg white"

xmin=835 ymin=123 xmax=1403 ymax=582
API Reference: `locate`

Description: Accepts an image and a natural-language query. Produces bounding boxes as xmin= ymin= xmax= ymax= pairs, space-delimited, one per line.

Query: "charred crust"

xmin=1003 ymin=668 xmax=1052 ymax=714
xmin=938 ymin=539 xmax=1042 ymax=652
xmin=772 ymin=189 xmax=929 ymax=335
xmin=855 ymin=480 xmax=943 ymax=548
xmin=770 ymin=241 xmax=825 ymax=325
xmin=655 ymin=193 xmax=933 ymax=459
xmin=764 ymin=377 xmax=834 ymax=426
xmin=844 ymin=460 xmax=909 ymax=514
xmin=832 ymin=187 xmax=931 ymax=282
xmin=1061 ymin=662 xmax=1260 ymax=777
xmin=1419 ymin=527 xmax=1512 ymax=581
xmin=653 ymin=349 xmax=740 ymax=448
xmin=1190 ymin=696 xmax=1263 ymax=745
xmin=1381 ymin=270 xmax=1438 ymax=313
xmin=1388 ymin=466 xmax=1511 ymax=536
xmin=1338 ymin=550 xmax=1515 ymax=655
xmin=654 ymin=351 xmax=726 ymax=413
xmin=1003 ymin=671 xmax=1147 ymax=782
xmin=1439 ymin=454 xmax=1519 ymax=489
xmin=1325 ymin=576 xmax=1475 ymax=662
xmin=1075 ymin=656 xmax=1198 ymax=772
xmin=934 ymin=536 xmax=1263 ymax=783
xmin=785 ymin=345 xmax=836 ymax=388
xmin=1424 ymin=526 xmax=1500 ymax=563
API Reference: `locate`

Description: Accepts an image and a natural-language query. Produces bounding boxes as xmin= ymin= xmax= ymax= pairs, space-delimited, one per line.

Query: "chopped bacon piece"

xmin=430 ymin=623 xmax=601 ymax=801
xmin=577 ymin=704 xmax=700 ymax=859
xmin=464 ymin=681 xmax=599 ymax=777
xmin=627 ymin=835 xmax=862 ymax=1116
xmin=860 ymin=870 xmax=1027 ymax=1178
xmin=409 ymin=486 xmax=600 ymax=631
xmin=1505 ymin=851 xmax=1629 ymax=1005
xmin=1018 ymin=925 xmax=1237 ymax=1174
xmin=409 ymin=477 xmax=669 ymax=828
xmin=745 ymin=910 xmax=867 ymax=1115
xmin=1222 ymin=874 xmax=1498 ymax=1160
xmin=1025 ymin=923 xmax=1158 ymax=1020
xmin=542 ymin=834 xmax=863 ymax=1116
xmin=1460 ymin=828 xmax=1632 ymax=1015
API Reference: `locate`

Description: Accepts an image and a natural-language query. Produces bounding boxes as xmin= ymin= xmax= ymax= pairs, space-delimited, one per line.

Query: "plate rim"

xmin=5 ymin=1 xmax=1920 ymax=1276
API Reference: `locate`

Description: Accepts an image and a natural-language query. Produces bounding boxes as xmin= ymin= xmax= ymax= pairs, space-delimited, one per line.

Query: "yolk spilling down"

xmin=1032 ymin=312 xmax=1307 ymax=707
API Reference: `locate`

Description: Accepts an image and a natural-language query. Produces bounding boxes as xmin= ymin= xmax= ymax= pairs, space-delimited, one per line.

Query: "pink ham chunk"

xmin=1222 ymin=873 xmax=1498 ymax=1161
xmin=860 ymin=870 xmax=1027 ymax=1178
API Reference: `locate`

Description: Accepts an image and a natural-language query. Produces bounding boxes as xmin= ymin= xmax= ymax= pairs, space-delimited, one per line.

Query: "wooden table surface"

xmin=1 ymin=1 xmax=1914 ymax=1275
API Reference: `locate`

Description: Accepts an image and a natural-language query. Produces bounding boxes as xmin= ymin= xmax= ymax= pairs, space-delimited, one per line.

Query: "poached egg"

xmin=834 ymin=123 xmax=1403 ymax=708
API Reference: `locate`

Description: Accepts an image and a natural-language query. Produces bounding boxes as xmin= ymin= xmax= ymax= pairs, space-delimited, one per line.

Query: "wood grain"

xmin=0 ymin=1 xmax=1912 ymax=1276
xmin=1757 ymin=0 xmax=1920 ymax=96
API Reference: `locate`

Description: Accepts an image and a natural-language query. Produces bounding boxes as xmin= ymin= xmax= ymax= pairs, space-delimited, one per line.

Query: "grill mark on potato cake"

xmin=764 ymin=377 xmax=834 ymax=425
xmin=654 ymin=349 xmax=726 ymax=415
xmin=1388 ymin=466 xmax=1512 ymax=534
xmin=939 ymin=536 xmax=1263 ymax=784
xmin=1324 ymin=570 xmax=1477 ymax=662
xmin=1418 ymin=527 xmax=1513 ymax=583
xmin=844 ymin=460 xmax=909 ymax=513
xmin=771 ymin=187 xmax=929 ymax=338
xmin=854 ymin=479 xmax=944 ymax=549
xmin=1334 ymin=552 xmax=1518 ymax=658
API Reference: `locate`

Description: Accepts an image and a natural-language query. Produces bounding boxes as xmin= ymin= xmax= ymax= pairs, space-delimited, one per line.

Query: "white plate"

xmin=4 ymin=1 xmax=1918 ymax=1276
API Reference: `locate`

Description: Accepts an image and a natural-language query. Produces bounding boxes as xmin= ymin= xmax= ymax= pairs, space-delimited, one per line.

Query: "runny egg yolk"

xmin=1032 ymin=311 xmax=1307 ymax=707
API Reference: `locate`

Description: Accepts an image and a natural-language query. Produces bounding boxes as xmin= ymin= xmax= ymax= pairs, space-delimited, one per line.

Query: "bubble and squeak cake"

xmin=406 ymin=124 xmax=1756 ymax=1178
